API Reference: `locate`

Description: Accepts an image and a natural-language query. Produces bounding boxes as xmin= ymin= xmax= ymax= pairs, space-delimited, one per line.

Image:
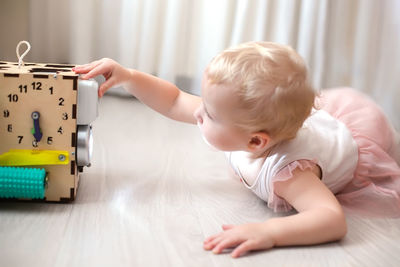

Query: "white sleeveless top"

xmin=227 ymin=110 xmax=359 ymax=203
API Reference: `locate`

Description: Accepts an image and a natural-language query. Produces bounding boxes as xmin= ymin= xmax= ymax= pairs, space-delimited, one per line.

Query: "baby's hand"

xmin=203 ymin=223 xmax=275 ymax=258
xmin=73 ymin=58 xmax=131 ymax=97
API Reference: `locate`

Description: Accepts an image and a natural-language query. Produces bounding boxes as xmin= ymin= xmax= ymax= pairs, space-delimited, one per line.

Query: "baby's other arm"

xmin=204 ymin=168 xmax=347 ymax=257
xmin=73 ymin=58 xmax=200 ymax=124
xmin=269 ymin=168 xmax=347 ymax=245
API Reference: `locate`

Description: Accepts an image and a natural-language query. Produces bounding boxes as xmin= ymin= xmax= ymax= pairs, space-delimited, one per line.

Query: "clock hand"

xmin=31 ymin=111 xmax=43 ymax=142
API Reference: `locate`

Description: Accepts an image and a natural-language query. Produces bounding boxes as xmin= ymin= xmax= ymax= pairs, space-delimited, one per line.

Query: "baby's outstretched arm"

xmin=204 ymin=168 xmax=347 ymax=257
xmin=73 ymin=58 xmax=200 ymax=124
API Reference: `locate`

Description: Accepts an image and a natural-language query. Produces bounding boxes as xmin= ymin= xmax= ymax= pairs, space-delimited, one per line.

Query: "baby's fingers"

xmin=98 ymin=77 xmax=117 ymax=97
xmin=203 ymin=236 xmax=223 ymax=251
xmin=80 ymin=62 xmax=110 ymax=80
xmin=212 ymin=237 xmax=242 ymax=254
xmin=204 ymin=233 xmax=221 ymax=244
xmin=222 ymin=224 xmax=235 ymax=231
xmin=73 ymin=60 xmax=101 ymax=74
xmin=231 ymin=240 xmax=257 ymax=258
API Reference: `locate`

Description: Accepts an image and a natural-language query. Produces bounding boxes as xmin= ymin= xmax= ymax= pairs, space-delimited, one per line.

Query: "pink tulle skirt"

xmin=270 ymin=88 xmax=400 ymax=217
xmin=320 ymin=88 xmax=400 ymax=217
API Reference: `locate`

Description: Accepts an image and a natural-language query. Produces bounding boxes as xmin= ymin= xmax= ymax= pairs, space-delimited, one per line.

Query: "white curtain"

xmin=26 ymin=0 xmax=400 ymax=128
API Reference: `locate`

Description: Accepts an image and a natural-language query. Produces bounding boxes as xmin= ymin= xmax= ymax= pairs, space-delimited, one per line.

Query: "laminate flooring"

xmin=1 ymin=95 xmax=400 ymax=267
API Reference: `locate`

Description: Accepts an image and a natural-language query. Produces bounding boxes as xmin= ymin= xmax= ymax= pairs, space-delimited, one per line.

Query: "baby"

xmin=73 ymin=42 xmax=400 ymax=258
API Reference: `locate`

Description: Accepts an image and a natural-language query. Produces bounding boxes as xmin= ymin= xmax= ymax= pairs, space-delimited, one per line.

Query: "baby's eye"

xmin=202 ymin=103 xmax=213 ymax=120
xmin=205 ymin=110 xmax=212 ymax=120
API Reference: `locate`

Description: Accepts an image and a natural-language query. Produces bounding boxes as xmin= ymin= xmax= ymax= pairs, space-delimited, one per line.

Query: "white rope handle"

xmin=16 ymin=40 xmax=31 ymax=68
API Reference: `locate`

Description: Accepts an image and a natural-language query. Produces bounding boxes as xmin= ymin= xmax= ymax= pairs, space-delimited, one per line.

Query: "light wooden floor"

xmin=1 ymin=95 xmax=400 ymax=267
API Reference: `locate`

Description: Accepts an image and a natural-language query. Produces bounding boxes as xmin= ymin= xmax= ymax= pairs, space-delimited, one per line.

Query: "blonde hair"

xmin=206 ymin=41 xmax=316 ymax=143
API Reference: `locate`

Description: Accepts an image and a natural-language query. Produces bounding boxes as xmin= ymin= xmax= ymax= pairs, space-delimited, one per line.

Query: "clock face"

xmin=0 ymin=64 xmax=77 ymax=153
xmin=0 ymin=62 xmax=81 ymax=201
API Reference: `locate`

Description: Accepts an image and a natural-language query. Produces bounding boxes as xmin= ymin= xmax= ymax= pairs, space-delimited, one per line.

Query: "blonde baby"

xmin=73 ymin=42 xmax=400 ymax=258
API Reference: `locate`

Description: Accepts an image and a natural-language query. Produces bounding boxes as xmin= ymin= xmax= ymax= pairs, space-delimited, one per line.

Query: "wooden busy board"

xmin=0 ymin=61 xmax=79 ymax=201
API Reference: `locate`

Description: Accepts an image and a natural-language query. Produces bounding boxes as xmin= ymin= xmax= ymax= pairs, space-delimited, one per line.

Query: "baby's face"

xmin=194 ymin=75 xmax=251 ymax=151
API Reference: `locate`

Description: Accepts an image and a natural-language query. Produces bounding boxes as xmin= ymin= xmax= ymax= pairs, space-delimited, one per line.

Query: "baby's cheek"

xmin=198 ymin=127 xmax=220 ymax=151
xmin=210 ymin=132 xmax=231 ymax=150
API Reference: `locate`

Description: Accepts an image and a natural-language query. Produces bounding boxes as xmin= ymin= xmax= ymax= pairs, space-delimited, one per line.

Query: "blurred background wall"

xmin=0 ymin=0 xmax=399 ymax=129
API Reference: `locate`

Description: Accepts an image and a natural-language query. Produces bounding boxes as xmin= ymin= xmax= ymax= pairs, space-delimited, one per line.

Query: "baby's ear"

xmin=247 ymin=132 xmax=270 ymax=152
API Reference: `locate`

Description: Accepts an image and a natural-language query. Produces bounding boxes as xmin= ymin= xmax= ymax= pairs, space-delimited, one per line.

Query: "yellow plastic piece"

xmin=0 ymin=149 xmax=69 ymax=166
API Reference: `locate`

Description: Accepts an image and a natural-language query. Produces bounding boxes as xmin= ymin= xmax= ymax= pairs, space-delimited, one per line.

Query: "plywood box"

xmin=0 ymin=61 xmax=98 ymax=202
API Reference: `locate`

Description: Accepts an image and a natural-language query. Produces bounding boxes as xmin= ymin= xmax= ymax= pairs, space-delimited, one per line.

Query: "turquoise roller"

xmin=0 ymin=166 xmax=46 ymax=199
